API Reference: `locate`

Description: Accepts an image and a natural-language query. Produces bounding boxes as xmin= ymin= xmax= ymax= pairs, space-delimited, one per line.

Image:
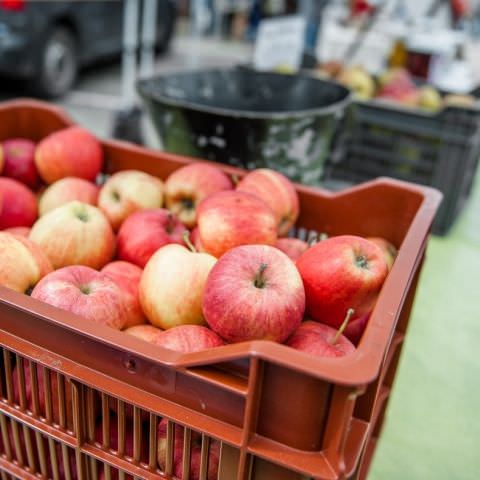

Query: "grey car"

xmin=0 ymin=0 xmax=176 ymax=97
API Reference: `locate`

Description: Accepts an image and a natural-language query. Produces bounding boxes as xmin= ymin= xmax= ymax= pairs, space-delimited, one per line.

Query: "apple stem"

xmin=231 ymin=174 xmax=239 ymax=185
xmin=330 ymin=308 xmax=355 ymax=345
xmin=253 ymin=263 xmax=268 ymax=288
xmin=183 ymin=231 xmax=197 ymax=253
xmin=166 ymin=213 xmax=174 ymax=234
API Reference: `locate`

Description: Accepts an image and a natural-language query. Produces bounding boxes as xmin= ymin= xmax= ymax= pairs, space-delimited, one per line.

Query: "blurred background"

xmin=1 ymin=1 xmax=479 ymax=479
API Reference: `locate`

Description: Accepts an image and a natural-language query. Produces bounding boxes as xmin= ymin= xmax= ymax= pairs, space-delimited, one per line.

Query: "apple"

xmin=31 ymin=266 xmax=129 ymax=330
xmin=1 ymin=138 xmax=39 ymax=189
xmin=0 ymin=177 xmax=38 ymax=228
xmin=35 ymin=126 xmax=103 ymax=184
xmin=101 ymin=260 xmax=146 ymax=328
xmin=197 ymin=191 xmax=277 ymax=258
xmin=366 ymin=237 xmax=397 ymax=271
xmin=116 ymin=209 xmax=187 ymax=268
xmin=157 ymin=418 xmax=220 ymax=480
xmin=165 ymin=162 xmax=233 ymax=228
xmin=3 ymin=226 xmax=30 ymax=237
xmin=275 ymin=237 xmax=308 ymax=261
xmin=124 ymin=324 xmax=163 ymax=343
xmin=39 ymin=177 xmax=99 ymax=216
xmin=140 ymin=243 xmax=216 ymax=329
xmin=296 ymin=235 xmax=388 ymax=329
xmin=190 ymin=227 xmax=205 ymax=252
xmin=443 ymin=93 xmax=476 ymax=108
xmin=343 ymin=311 xmax=371 ymax=345
xmin=418 ymin=85 xmax=442 ymax=112
xmin=13 ymin=360 xmax=74 ymax=430
xmin=0 ymin=232 xmax=52 ymax=293
xmin=236 ymin=168 xmax=299 ymax=236
xmin=155 ymin=325 xmax=224 ymax=353
xmin=337 ymin=66 xmax=375 ymax=100
xmin=286 ymin=311 xmax=356 ymax=358
xmin=0 ymin=144 xmax=3 ymax=174
xmin=203 ymin=244 xmax=305 ymax=343
xmin=98 ymin=170 xmax=164 ymax=231
xmin=29 ymin=201 xmax=115 ymax=269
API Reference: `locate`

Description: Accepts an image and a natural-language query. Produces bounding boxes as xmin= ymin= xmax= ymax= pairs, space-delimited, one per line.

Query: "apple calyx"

xmin=183 ymin=231 xmax=197 ymax=253
xmin=181 ymin=197 xmax=195 ymax=210
xmin=355 ymin=254 xmax=369 ymax=269
xmin=79 ymin=284 xmax=91 ymax=295
xmin=111 ymin=190 xmax=121 ymax=202
xmin=253 ymin=263 xmax=268 ymax=289
xmin=330 ymin=308 xmax=355 ymax=345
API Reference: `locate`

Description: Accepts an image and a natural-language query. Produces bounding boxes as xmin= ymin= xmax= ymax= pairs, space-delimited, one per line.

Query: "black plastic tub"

xmin=138 ymin=68 xmax=351 ymax=185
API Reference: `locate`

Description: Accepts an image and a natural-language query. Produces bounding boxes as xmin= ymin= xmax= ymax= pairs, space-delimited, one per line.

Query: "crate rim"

xmin=0 ymin=99 xmax=442 ymax=388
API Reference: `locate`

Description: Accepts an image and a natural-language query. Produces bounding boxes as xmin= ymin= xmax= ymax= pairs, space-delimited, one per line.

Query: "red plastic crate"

xmin=0 ymin=100 xmax=441 ymax=480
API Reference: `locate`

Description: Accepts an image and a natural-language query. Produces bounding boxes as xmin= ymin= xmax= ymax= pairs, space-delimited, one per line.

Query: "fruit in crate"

xmin=31 ymin=266 xmax=129 ymax=330
xmin=1 ymin=138 xmax=39 ymax=188
xmin=286 ymin=310 xmax=356 ymax=358
xmin=376 ymin=68 xmax=418 ymax=106
xmin=29 ymin=201 xmax=115 ymax=269
xmin=98 ymin=169 xmax=164 ymax=230
xmin=236 ymin=168 xmax=299 ymax=236
xmin=101 ymin=261 xmax=146 ymax=328
xmin=140 ymin=243 xmax=216 ymax=329
xmin=155 ymin=325 xmax=224 ymax=353
xmin=418 ymin=85 xmax=442 ymax=112
xmin=157 ymin=418 xmax=220 ymax=480
xmin=116 ymin=209 xmax=187 ymax=268
xmin=13 ymin=361 xmax=74 ymax=430
xmin=296 ymin=235 xmax=388 ymax=328
xmin=197 ymin=191 xmax=277 ymax=258
xmin=0 ymin=232 xmax=52 ymax=293
xmin=39 ymin=177 xmax=99 ymax=216
xmin=0 ymin=177 xmax=38 ymax=228
xmin=203 ymin=245 xmax=305 ymax=343
xmin=366 ymin=237 xmax=397 ymax=271
xmin=124 ymin=324 xmax=163 ymax=343
xmin=35 ymin=126 xmax=103 ymax=184
xmin=165 ymin=162 xmax=233 ymax=228
xmin=337 ymin=66 xmax=375 ymax=100
xmin=275 ymin=237 xmax=308 ymax=261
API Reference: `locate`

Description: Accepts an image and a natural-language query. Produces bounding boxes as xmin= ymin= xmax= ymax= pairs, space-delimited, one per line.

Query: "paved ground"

xmin=2 ymin=32 xmax=479 ymax=480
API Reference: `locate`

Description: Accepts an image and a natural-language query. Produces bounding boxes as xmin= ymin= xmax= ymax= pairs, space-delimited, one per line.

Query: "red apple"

xmin=3 ymin=226 xmax=30 ymax=237
xmin=190 ymin=227 xmax=205 ymax=252
xmin=32 ymin=266 xmax=129 ymax=330
xmin=296 ymin=235 xmax=388 ymax=329
xmin=203 ymin=244 xmax=305 ymax=343
xmin=140 ymin=244 xmax=216 ymax=329
xmin=157 ymin=418 xmax=220 ymax=480
xmin=101 ymin=260 xmax=146 ymax=328
xmin=343 ymin=311 xmax=371 ymax=345
xmin=275 ymin=237 xmax=308 ymax=261
xmin=117 ymin=209 xmax=187 ymax=268
xmin=124 ymin=324 xmax=163 ymax=343
xmin=98 ymin=170 xmax=164 ymax=231
xmin=39 ymin=177 xmax=99 ymax=216
xmin=0 ymin=177 xmax=38 ymax=228
xmin=366 ymin=237 xmax=397 ymax=271
xmin=0 ymin=232 xmax=52 ymax=293
xmin=29 ymin=201 xmax=115 ymax=269
xmin=165 ymin=162 xmax=233 ymax=228
xmin=236 ymin=168 xmax=299 ymax=236
xmin=155 ymin=325 xmax=224 ymax=353
xmin=286 ymin=316 xmax=355 ymax=358
xmin=35 ymin=126 xmax=103 ymax=184
xmin=1 ymin=138 xmax=39 ymax=189
xmin=197 ymin=191 xmax=277 ymax=258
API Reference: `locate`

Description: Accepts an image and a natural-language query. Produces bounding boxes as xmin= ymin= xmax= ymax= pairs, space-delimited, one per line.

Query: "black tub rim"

xmin=137 ymin=67 xmax=352 ymax=120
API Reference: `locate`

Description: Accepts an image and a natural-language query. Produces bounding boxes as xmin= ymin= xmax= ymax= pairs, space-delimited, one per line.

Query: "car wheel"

xmin=36 ymin=27 xmax=77 ymax=98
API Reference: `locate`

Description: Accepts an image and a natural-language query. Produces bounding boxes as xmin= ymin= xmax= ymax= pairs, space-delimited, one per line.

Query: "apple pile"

xmin=0 ymin=125 xmax=399 ymax=479
xmin=330 ymin=65 xmax=476 ymax=112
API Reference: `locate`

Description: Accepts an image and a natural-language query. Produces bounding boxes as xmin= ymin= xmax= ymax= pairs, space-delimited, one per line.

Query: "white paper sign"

xmin=253 ymin=15 xmax=306 ymax=72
